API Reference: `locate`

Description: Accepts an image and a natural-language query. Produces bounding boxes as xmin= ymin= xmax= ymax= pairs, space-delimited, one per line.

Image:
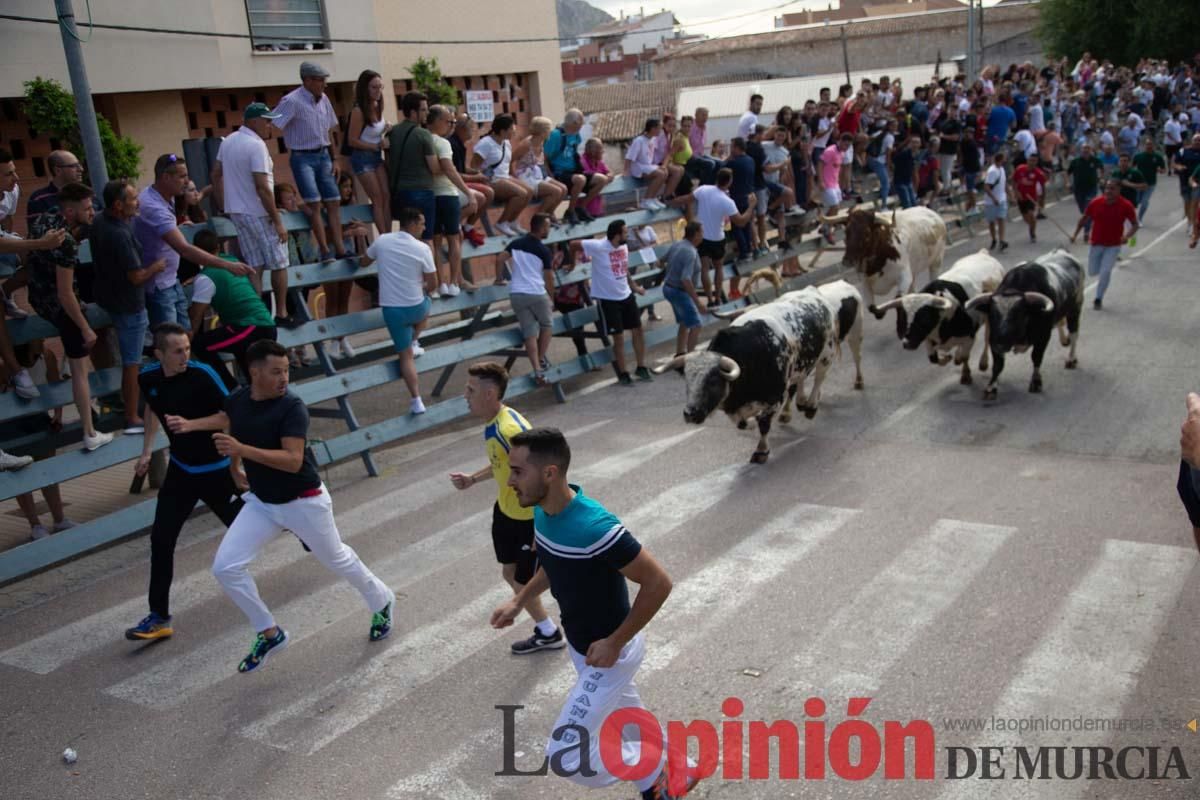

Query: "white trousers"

xmin=546 ymin=633 xmax=664 ymax=792
xmin=212 ymin=488 xmax=390 ymax=632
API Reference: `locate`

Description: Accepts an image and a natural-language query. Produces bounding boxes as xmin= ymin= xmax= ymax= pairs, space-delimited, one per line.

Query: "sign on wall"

xmin=465 ymin=90 xmax=495 ymax=123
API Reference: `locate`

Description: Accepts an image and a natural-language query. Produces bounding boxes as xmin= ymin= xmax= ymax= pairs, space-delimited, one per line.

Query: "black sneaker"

xmin=274 ymin=315 xmax=302 ymax=330
xmin=564 ymin=209 xmax=579 ymax=226
xmin=999 ymin=241 xmax=1009 ymax=252
xmin=237 ymin=627 xmax=288 ymax=673
xmin=576 ymin=208 xmax=594 ymax=223
xmin=1030 ymin=233 xmax=1036 ymax=243
xmin=635 ymin=366 xmax=653 ymax=382
xmin=539 ymin=356 xmax=551 ymax=371
xmin=989 ymin=238 xmax=996 ymax=251
xmin=511 ymin=627 xmax=566 ymax=655
xmin=369 ymin=590 xmax=396 ymax=642
xmin=617 ymin=372 xmax=634 ymax=386
xmin=1093 ymin=298 xmax=1102 ymax=310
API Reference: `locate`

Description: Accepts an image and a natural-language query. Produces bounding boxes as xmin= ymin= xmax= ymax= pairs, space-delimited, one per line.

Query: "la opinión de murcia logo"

xmin=497 ymin=697 xmax=1191 ymax=792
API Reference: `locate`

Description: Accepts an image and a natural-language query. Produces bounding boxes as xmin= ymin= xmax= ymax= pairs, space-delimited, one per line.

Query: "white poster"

xmin=465 ymin=90 xmax=494 ymax=124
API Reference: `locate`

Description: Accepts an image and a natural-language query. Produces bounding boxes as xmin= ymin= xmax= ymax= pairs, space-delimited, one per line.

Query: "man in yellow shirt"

xmin=451 ymin=361 xmax=564 ymax=654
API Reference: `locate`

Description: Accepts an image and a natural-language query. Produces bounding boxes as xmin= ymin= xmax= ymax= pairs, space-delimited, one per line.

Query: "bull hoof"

xmin=854 ymin=377 xmax=864 ymax=390
xmin=983 ymin=387 xmax=998 ymax=402
xmin=869 ymin=305 xmax=885 ymax=320
xmin=803 ymin=406 xmax=818 ymax=420
xmin=1029 ymin=378 xmax=1043 ymax=393
xmin=960 ymin=373 xmax=974 ymax=386
xmin=928 ymin=354 xmax=940 ymax=365
xmin=1065 ymin=358 xmax=1078 ymax=370
xmin=737 ymin=420 xmax=749 ymax=430
xmin=779 ymin=412 xmax=792 ymax=424
xmin=750 ymin=450 xmax=770 ymax=464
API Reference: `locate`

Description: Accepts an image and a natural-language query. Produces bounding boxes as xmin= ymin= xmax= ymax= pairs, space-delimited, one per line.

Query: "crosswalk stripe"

xmin=579 ymin=428 xmax=702 ymax=481
xmin=384 ymin=499 xmax=857 ymax=799
xmin=101 ymin=424 xmax=735 ymax=707
xmin=936 ymin=538 xmax=1196 ymax=800
xmin=792 ymin=519 xmax=1015 ymax=697
xmin=234 ymin=437 xmax=808 ymax=753
xmin=0 ymin=420 xmax=614 ymax=676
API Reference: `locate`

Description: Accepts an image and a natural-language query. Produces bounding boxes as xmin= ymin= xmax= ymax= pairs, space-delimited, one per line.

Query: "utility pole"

xmin=966 ymin=0 xmax=977 ymax=81
xmin=54 ymin=0 xmax=109 ymax=195
xmin=840 ymin=24 xmax=851 ymax=87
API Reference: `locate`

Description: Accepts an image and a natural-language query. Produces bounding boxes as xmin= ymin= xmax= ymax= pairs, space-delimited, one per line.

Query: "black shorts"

xmin=46 ymin=308 xmax=89 ymax=359
xmin=1017 ymin=197 xmax=1036 ymax=214
xmin=492 ymin=502 xmax=537 ymax=584
xmin=1177 ymin=461 xmax=1200 ymax=528
xmin=597 ymin=295 xmax=641 ymax=335
xmin=698 ymin=238 xmax=726 ymax=261
xmin=554 ymin=170 xmax=594 ymax=191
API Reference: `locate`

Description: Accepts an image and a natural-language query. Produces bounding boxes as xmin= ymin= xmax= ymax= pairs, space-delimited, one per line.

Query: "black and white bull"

xmin=654 ymin=280 xmax=864 ymax=464
xmin=873 ymin=249 xmax=1005 ymax=385
xmin=964 ymin=248 xmax=1083 ymax=401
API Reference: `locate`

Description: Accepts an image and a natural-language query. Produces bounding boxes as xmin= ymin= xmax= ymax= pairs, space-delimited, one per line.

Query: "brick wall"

xmin=394 ymin=71 xmax=537 ymax=134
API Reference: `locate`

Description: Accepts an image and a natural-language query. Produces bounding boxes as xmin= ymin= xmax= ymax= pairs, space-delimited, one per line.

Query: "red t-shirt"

xmin=836 ymin=107 xmax=862 ymax=135
xmin=1012 ymin=165 xmax=1047 ymax=201
xmin=1085 ymin=196 xmax=1138 ymax=247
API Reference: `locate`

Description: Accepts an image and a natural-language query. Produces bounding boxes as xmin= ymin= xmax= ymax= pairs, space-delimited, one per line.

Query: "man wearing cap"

xmin=212 ymin=102 xmax=294 ymax=326
xmin=135 ymin=154 xmax=252 ymax=331
xmin=270 ymin=62 xmax=348 ymax=264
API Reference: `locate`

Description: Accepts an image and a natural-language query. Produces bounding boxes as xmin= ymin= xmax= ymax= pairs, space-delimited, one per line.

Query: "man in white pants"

xmin=212 ymin=339 xmax=395 ymax=673
xmin=490 ymin=428 xmax=696 ymax=800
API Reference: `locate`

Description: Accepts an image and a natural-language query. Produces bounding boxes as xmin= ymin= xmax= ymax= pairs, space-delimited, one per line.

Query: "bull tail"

xmin=744 ymin=267 xmax=784 ymax=298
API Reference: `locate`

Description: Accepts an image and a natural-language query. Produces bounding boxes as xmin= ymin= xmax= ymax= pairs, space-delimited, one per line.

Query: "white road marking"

xmin=936 ymin=538 xmax=1196 ymax=800
xmin=581 ymin=428 xmax=702 ymax=481
xmin=384 ymin=500 xmax=858 ymax=798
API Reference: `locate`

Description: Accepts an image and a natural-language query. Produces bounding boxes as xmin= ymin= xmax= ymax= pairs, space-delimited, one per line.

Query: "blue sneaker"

xmin=125 ymin=613 xmax=173 ymax=641
xmin=237 ymin=628 xmax=288 ymax=673
xmin=369 ymin=589 xmax=396 ymax=642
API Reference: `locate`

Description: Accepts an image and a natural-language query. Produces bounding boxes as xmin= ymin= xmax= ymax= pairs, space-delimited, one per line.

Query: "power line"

xmin=0 ymin=2 xmax=803 ymax=47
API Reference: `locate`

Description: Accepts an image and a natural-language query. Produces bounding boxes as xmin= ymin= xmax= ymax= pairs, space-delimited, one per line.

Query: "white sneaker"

xmin=410 ymin=397 xmax=427 ymax=415
xmin=513 ymin=223 xmax=529 ymax=235
xmin=438 ymin=283 xmax=453 ymax=298
xmin=52 ymin=518 xmax=76 ymax=533
xmin=640 ymin=199 xmax=660 ymax=211
xmin=326 ymin=339 xmax=342 ymax=359
xmin=12 ymin=369 xmax=39 ymax=400
xmin=339 ymin=337 xmax=356 ymax=359
xmin=495 ymin=222 xmax=518 ymax=237
xmin=301 ymin=347 xmax=318 ymax=366
xmin=410 ymin=340 xmax=425 ymax=358
xmin=0 ymin=449 xmax=34 ymax=470
xmin=82 ymin=431 xmax=114 ymax=452
xmin=786 ymin=204 xmax=803 ymax=214
xmin=4 ymin=296 xmax=27 ymax=319
xmin=447 ymin=283 xmax=461 ymax=297
xmin=30 ymin=524 xmax=50 ymax=540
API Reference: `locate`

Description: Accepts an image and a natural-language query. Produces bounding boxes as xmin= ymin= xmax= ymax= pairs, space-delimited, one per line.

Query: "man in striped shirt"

xmin=270 ymin=62 xmax=348 ymax=264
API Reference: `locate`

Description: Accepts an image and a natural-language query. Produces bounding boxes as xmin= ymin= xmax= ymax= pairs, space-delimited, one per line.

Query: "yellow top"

xmin=672 ymin=132 xmax=692 ymax=166
xmin=485 ymin=405 xmax=534 ymax=520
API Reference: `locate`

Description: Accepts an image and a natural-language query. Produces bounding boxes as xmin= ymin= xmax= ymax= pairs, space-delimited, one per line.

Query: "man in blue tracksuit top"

xmin=490 ymin=427 xmax=698 ymax=800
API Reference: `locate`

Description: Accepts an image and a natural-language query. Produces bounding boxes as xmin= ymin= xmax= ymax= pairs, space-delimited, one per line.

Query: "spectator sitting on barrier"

xmin=360 ymin=206 xmax=438 ymax=415
xmin=0 ymin=157 xmax=26 ymax=321
xmin=625 ymin=118 xmax=672 ymax=212
xmin=450 ymin=113 xmax=493 ymax=247
xmin=574 ymin=219 xmax=651 ymax=386
xmin=92 ymin=179 xmax=165 ymax=434
xmin=761 ymin=125 xmax=800 ymax=253
xmin=346 ymin=69 xmax=392 ymax=238
xmin=26 ymin=181 xmax=112 ymax=451
xmin=187 ymin=229 xmax=279 ymax=389
xmin=513 ymin=116 xmax=568 ymax=226
xmin=579 ymin=137 xmax=610 ymax=222
xmin=0 ymin=340 xmax=74 ymax=537
xmin=496 ymin=212 xmax=556 ymax=384
xmin=546 ymin=109 xmax=608 ymax=225
xmin=472 ymin=114 xmax=532 ymax=238
xmin=426 ymin=104 xmax=478 ymax=297
xmin=270 ymin=62 xmax=348 ymax=264
xmin=670 ymin=116 xmax=695 ymax=196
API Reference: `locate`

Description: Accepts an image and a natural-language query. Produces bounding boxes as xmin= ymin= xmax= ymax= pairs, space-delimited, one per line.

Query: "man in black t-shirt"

xmin=211 ymin=339 xmax=395 ymax=673
xmin=125 ymin=323 xmax=244 ymax=642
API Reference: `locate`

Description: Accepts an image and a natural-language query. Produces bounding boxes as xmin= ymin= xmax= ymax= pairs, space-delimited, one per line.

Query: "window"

xmin=245 ymin=0 xmax=330 ymax=52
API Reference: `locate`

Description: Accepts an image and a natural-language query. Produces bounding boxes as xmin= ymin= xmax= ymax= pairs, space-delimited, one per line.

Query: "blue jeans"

xmin=1137 ymin=184 xmax=1155 ymax=220
xmin=147 ymin=283 xmax=190 ymax=331
xmin=1088 ymin=245 xmax=1121 ymax=300
xmin=896 ymin=182 xmax=916 ymax=208
xmin=109 ymin=308 xmax=149 ymax=365
xmin=289 ymin=150 xmax=339 ymax=203
xmin=662 ymin=284 xmax=701 ymax=329
xmin=868 ymin=157 xmax=890 ymax=205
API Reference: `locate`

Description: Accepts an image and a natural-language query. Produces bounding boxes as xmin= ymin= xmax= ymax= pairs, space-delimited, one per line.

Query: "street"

xmin=1 ymin=185 xmax=1198 ymax=800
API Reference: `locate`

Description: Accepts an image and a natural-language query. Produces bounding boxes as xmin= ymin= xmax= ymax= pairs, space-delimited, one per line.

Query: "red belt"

xmin=297 ymin=487 xmax=323 ymax=498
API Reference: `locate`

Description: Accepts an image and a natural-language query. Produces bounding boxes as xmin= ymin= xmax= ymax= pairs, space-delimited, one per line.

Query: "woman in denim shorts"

xmin=346 ymin=70 xmax=391 ymax=237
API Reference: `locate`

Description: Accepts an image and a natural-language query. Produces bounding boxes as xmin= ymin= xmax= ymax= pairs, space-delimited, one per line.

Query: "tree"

xmin=22 ymin=77 xmax=143 ymax=181
xmin=1036 ymin=0 xmax=1188 ymax=68
xmin=408 ymin=57 xmax=460 ymax=108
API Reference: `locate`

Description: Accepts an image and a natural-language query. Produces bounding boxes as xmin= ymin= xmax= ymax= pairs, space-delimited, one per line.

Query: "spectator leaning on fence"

xmin=211 ymin=102 xmax=293 ymax=327
xmin=545 ymin=108 xmax=608 ymax=225
xmin=426 ymin=103 xmax=478 ymax=297
xmin=270 ymin=61 xmax=348 ymax=264
xmin=496 ymin=212 xmax=556 ymax=385
xmin=472 ymin=114 xmax=531 ymax=238
xmin=91 ymin=179 xmax=164 ymax=434
xmin=360 ymin=206 xmax=437 ymax=416
xmin=346 ymin=69 xmax=392 ymax=238
xmin=26 ymin=181 xmax=113 ymax=451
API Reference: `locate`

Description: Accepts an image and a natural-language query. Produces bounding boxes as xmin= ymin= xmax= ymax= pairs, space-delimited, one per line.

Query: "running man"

xmin=211 ymin=339 xmax=395 ymax=673
xmin=126 ymin=323 xmax=244 ymax=641
xmin=490 ymin=428 xmax=695 ymax=800
xmin=451 ymin=361 xmax=564 ymax=654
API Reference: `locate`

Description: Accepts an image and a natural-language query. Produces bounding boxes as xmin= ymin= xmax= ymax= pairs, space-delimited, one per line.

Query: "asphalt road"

xmin=2 ymin=184 xmax=1199 ymax=800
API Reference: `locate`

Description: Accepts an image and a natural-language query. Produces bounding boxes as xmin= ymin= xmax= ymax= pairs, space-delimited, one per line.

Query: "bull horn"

xmin=1023 ymin=291 xmax=1055 ymax=314
xmin=745 ymin=268 xmax=783 ymax=298
xmin=964 ymin=292 xmax=994 ymax=311
xmin=822 ymin=210 xmax=851 ymax=226
xmin=874 ymin=297 xmax=905 ymax=314
xmin=712 ymin=306 xmax=750 ymax=320
xmin=652 ymin=354 xmax=688 ymax=374
xmin=718 ymin=356 xmax=741 ymax=382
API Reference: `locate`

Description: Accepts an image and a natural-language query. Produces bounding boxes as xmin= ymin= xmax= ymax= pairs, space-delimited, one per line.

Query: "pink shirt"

xmin=821 ymin=145 xmax=843 ymax=190
xmin=689 ymin=123 xmax=707 ymax=157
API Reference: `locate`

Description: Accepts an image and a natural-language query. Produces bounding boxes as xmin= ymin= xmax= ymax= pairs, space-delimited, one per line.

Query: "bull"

xmin=963 ymin=249 xmax=1083 ymax=401
xmin=873 ymin=249 xmax=1005 ymax=385
xmin=840 ymin=207 xmax=947 ymax=332
xmin=654 ymin=278 xmax=864 ymax=464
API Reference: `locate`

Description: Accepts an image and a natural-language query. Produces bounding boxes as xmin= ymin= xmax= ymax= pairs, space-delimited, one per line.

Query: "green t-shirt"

xmin=387 ymin=120 xmax=436 ymax=192
xmin=1111 ymin=167 xmax=1145 ymax=204
xmin=200 ymin=262 xmax=275 ymax=327
xmin=1067 ymin=156 xmax=1103 ymax=195
xmin=1131 ymin=151 xmax=1166 ymax=186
